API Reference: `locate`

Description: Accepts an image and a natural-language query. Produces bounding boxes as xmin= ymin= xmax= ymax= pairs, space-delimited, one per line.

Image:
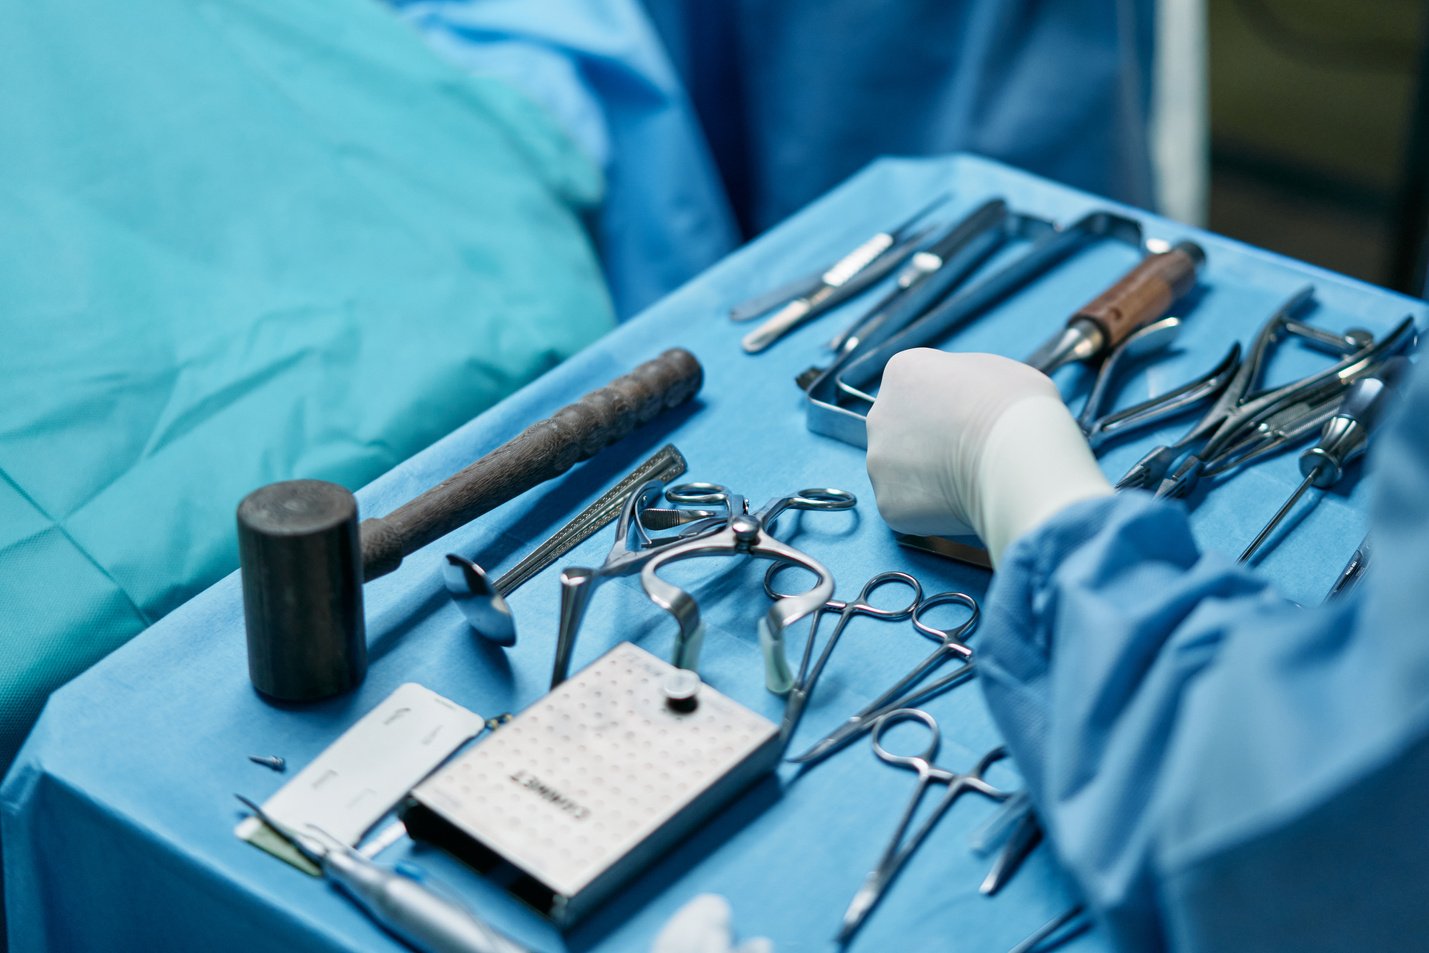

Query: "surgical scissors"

xmin=789 ymin=591 xmax=979 ymax=766
xmin=837 ymin=709 xmax=1011 ymax=943
xmin=638 ymin=483 xmax=858 ymax=692
xmin=549 ymin=479 xmax=728 ymax=687
xmin=763 ymin=565 xmax=923 ymax=746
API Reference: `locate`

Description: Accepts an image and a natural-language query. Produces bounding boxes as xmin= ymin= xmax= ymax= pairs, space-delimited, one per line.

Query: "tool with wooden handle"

xmin=238 ymin=348 xmax=704 ymax=702
xmin=1024 ymin=241 xmax=1205 ymax=374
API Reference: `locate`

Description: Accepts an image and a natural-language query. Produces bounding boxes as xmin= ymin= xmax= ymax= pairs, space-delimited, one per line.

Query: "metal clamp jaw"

xmin=1076 ymin=318 xmax=1242 ymax=452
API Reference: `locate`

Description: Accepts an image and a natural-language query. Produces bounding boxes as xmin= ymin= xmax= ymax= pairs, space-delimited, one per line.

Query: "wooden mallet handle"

xmin=239 ymin=348 xmax=702 ymax=701
xmin=360 ymin=348 xmax=703 ymax=580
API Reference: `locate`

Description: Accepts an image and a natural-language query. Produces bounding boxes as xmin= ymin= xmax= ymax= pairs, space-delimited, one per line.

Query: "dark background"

xmin=1209 ymin=0 xmax=1429 ymax=292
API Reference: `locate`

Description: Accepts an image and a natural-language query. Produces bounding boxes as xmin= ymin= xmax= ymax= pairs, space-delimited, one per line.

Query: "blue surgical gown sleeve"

xmin=980 ymin=359 xmax=1429 ymax=952
xmin=383 ymin=0 xmax=741 ymax=319
xmin=641 ymin=0 xmax=1157 ymax=235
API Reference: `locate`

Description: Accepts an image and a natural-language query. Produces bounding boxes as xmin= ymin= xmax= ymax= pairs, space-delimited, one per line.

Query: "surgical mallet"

xmin=1239 ymin=357 xmax=1409 ymax=564
xmin=238 ymin=348 xmax=703 ymax=702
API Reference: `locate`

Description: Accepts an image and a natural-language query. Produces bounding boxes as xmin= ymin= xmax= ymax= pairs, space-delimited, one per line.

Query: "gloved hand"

xmin=651 ymin=894 xmax=773 ymax=953
xmin=866 ymin=349 xmax=1113 ymax=565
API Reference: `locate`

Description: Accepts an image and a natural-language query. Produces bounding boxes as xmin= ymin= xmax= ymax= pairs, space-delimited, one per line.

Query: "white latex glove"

xmin=651 ymin=894 xmax=773 ymax=953
xmin=866 ymin=349 xmax=1113 ymax=565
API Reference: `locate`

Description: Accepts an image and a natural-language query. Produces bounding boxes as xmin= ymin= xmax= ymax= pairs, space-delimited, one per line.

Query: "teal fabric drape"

xmin=0 ymin=0 xmax=615 ymax=771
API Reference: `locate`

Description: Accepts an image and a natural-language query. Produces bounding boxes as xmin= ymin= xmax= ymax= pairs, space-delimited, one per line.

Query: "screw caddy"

xmin=401 ymin=643 xmax=781 ymax=927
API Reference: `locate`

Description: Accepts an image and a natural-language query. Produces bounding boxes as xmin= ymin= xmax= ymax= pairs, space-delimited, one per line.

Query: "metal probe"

xmin=1239 ymin=358 xmax=1409 ymax=564
xmin=236 ymin=796 xmax=532 ymax=953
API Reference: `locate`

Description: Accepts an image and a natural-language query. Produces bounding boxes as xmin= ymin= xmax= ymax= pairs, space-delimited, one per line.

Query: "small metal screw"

xmin=485 ymin=713 xmax=515 ymax=732
xmin=248 ymin=755 xmax=286 ymax=772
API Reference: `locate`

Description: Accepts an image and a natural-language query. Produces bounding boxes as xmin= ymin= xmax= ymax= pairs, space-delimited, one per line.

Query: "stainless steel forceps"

xmin=837 ymin=708 xmax=1011 ymax=943
xmin=764 ymin=565 xmax=924 ymax=747
xmin=826 ymin=198 xmax=1012 ymax=359
xmin=1075 ymin=317 xmax=1241 ymax=453
xmin=789 ymin=590 xmax=979 ymax=767
xmin=1115 ymin=288 xmax=1316 ymax=492
xmin=637 ymin=482 xmax=857 ymax=693
xmin=1117 ymin=286 xmax=1417 ymax=498
xmin=550 ymin=479 xmax=728 ymax=687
